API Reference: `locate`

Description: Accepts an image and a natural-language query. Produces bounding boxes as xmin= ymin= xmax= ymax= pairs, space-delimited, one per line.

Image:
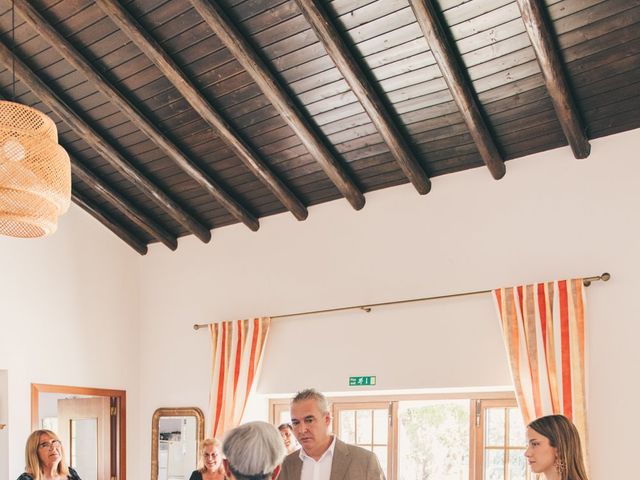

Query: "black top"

xmin=17 ymin=467 xmax=81 ymax=480
xmin=189 ymin=471 xmax=229 ymax=480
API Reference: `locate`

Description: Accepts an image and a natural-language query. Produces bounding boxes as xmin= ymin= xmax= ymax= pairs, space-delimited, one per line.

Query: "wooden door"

xmin=58 ymin=397 xmax=111 ymax=480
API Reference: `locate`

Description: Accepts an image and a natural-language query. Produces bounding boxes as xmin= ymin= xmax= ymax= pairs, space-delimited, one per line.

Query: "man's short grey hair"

xmin=222 ymin=421 xmax=286 ymax=480
xmin=292 ymin=388 xmax=330 ymax=414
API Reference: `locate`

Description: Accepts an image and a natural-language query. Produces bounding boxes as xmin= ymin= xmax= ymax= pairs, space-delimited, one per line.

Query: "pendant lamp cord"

xmin=11 ymin=0 xmax=15 ymax=101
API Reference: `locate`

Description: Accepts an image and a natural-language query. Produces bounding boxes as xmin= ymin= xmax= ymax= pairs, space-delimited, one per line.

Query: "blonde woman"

xmin=189 ymin=438 xmax=227 ymax=480
xmin=17 ymin=430 xmax=81 ymax=480
xmin=525 ymin=414 xmax=589 ymax=480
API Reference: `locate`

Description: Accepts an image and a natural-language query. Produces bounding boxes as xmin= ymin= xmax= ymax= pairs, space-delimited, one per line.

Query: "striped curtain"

xmin=493 ymin=279 xmax=587 ymax=448
xmin=208 ymin=317 xmax=270 ymax=438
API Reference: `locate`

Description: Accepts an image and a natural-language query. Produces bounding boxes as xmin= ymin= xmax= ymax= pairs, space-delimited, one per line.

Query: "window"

xmin=333 ymin=402 xmax=391 ymax=477
xmin=270 ymin=393 xmax=529 ymax=480
xmin=474 ymin=399 xmax=530 ymax=480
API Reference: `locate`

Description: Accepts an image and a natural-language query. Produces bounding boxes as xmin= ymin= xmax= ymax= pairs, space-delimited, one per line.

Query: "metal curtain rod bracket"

xmin=193 ymin=272 xmax=610 ymax=330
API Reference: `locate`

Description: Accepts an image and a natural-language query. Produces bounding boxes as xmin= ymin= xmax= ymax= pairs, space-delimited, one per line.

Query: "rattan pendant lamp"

xmin=0 ymin=3 xmax=71 ymax=238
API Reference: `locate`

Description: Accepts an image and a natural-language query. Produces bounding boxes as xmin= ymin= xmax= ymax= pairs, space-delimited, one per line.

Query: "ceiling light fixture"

xmin=0 ymin=1 xmax=70 ymax=238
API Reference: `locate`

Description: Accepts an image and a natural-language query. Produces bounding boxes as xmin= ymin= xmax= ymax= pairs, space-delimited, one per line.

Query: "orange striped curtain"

xmin=208 ymin=317 xmax=270 ymax=438
xmin=493 ymin=279 xmax=587 ymax=447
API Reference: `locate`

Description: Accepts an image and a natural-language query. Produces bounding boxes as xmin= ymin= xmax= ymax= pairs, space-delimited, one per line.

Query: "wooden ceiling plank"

xmin=188 ymin=0 xmax=365 ymax=210
xmin=0 ymin=40 xmax=212 ymax=243
xmin=294 ymin=0 xmax=431 ymax=194
xmin=72 ymin=191 xmax=148 ymax=255
xmin=95 ymin=0 xmax=309 ymax=221
xmin=71 ymin=160 xmax=178 ymax=250
xmin=409 ymin=0 xmax=506 ymax=180
xmin=517 ymin=0 xmax=590 ymax=158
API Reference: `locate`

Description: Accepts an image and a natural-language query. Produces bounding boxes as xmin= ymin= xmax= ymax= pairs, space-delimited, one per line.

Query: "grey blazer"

xmin=278 ymin=438 xmax=386 ymax=480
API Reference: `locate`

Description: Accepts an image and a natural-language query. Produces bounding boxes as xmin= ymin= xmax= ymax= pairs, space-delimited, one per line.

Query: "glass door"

xmin=475 ymin=399 xmax=530 ymax=480
xmin=332 ymin=402 xmax=392 ymax=479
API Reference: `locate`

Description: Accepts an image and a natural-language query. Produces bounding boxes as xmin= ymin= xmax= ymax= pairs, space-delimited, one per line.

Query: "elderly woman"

xmin=525 ymin=414 xmax=589 ymax=480
xmin=222 ymin=421 xmax=286 ymax=480
xmin=17 ymin=430 xmax=81 ymax=480
xmin=277 ymin=423 xmax=297 ymax=455
xmin=189 ymin=438 xmax=227 ymax=480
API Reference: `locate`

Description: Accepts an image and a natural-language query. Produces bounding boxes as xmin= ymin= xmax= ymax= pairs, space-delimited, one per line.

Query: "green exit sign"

xmin=349 ymin=376 xmax=377 ymax=386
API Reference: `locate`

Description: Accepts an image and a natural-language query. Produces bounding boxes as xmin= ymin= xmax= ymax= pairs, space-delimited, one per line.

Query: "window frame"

xmin=269 ymin=391 xmax=518 ymax=480
xmin=474 ymin=397 xmax=529 ymax=480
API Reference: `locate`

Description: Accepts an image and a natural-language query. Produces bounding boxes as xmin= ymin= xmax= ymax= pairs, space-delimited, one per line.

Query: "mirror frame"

xmin=151 ymin=407 xmax=205 ymax=480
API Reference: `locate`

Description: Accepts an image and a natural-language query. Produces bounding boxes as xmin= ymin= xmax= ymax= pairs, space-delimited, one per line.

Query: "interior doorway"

xmin=31 ymin=384 xmax=126 ymax=480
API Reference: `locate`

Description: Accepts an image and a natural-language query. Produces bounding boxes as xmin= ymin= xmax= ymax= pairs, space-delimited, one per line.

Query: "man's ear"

xmin=223 ymin=459 xmax=232 ymax=478
xmin=324 ymin=412 xmax=331 ymax=427
xmin=271 ymin=464 xmax=281 ymax=480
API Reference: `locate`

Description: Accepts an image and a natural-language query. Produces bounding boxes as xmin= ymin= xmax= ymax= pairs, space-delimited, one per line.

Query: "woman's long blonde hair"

xmin=198 ymin=438 xmax=225 ymax=475
xmin=24 ymin=430 xmax=69 ymax=480
xmin=528 ymin=415 xmax=589 ymax=480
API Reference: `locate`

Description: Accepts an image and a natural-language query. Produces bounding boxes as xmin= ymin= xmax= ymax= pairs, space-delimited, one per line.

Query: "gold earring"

xmin=554 ymin=457 xmax=566 ymax=475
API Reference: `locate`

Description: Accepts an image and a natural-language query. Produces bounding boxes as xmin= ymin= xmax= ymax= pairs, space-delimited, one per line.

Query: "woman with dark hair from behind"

xmin=277 ymin=423 xmax=297 ymax=455
xmin=189 ymin=438 xmax=227 ymax=480
xmin=222 ymin=421 xmax=286 ymax=480
xmin=525 ymin=414 xmax=588 ymax=480
xmin=17 ymin=429 xmax=82 ymax=480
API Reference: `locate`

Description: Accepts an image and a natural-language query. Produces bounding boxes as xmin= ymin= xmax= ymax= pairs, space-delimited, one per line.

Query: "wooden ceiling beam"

xmin=95 ymin=0 xmax=308 ymax=222
xmin=188 ymin=0 xmax=365 ymax=210
xmin=294 ymin=0 xmax=431 ymax=195
xmin=14 ymin=0 xmax=259 ymax=232
xmin=0 ymin=40 xmax=212 ymax=243
xmin=517 ymin=0 xmax=590 ymax=158
xmin=71 ymin=160 xmax=178 ymax=250
xmin=409 ymin=0 xmax=506 ymax=180
xmin=72 ymin=191 xmax=148 ymax=255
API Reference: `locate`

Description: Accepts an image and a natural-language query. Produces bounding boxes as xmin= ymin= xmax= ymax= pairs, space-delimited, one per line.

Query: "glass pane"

xmin=41 ymin=417 xmax=58 ymax=433
xmin=484 ymin=449 xmax=505 ymax=480
xmin=398 ymin=400 xmax=469 ymax=480
xmin=508 ymin=408 xmax=526 ymax=447
xmin=356 ymin=410 xmax=372 ymax=445
xmin=373 ymin=445 xmax=387 ymax=476
xmin=508 ymin=449 xmax=528 ymax=480
xmin=485 ymin=408 xmax=505 ymax=446
xmin=71 ymin=418 xmax=98 ymax=480
xmin=373 ymin=409 xmax=388 ymax=445
xmin=279 ymin=411 xmax=291 ymax=426
xmin=339 ymin=410 xmax=356 ymax=443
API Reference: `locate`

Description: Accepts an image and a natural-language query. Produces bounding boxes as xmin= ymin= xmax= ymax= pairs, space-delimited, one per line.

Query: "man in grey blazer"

xmin=278 ymin=389 xmax=386 ymax=480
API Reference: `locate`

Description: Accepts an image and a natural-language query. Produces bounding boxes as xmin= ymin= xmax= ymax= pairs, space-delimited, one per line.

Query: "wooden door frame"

xmin=31 ymin=383 xmax=126 ymax=480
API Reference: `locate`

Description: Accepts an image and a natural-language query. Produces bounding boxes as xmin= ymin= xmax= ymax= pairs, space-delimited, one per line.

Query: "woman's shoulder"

xmin=189 ymin=471 xmax=203 ymax=480
xmin=16 ymin=474 xmax=33 ymax=480
xmin=68 ymin=467 xmax=82 ymax=480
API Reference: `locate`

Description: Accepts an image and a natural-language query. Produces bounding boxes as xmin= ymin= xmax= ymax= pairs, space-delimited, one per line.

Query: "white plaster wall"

xmin=139 ymin=128 xmax=640 ymax=480
xmin=0 ymin=370 xmax=8 ymax=480
xmin=0 ymin=205 xmax=141 ymax=480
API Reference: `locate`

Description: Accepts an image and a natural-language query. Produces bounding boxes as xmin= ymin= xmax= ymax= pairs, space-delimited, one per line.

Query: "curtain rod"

xmin=193 ymin=272 xmax=610 ymax=330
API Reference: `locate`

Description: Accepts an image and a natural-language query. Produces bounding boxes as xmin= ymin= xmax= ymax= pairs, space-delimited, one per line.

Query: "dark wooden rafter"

xmin=516 ymin=0 xmax=590 ymax=158
xmin=13 ymin=0 xmax=260 ymax=232
xmin=294 ymin=0 xmax=431 ymax=195
xmin=72 ymin=191 xmax=148 ymax=255
xmin=71 ymin=160 xmax=177 ymax=250
xmin=0 ymin=40 xmax=212 ymax=243
xmin=409 ymin=0 xmax=506 ymax=180
xmin=95 ymin=0 xmax=308 ymax=222
xmin=188 ymin=0 xmax=366 ymax=210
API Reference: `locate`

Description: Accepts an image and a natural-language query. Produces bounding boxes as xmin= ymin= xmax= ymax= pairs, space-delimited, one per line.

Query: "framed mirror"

xmin=151 ymin=407 xmax=205 ymax=480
